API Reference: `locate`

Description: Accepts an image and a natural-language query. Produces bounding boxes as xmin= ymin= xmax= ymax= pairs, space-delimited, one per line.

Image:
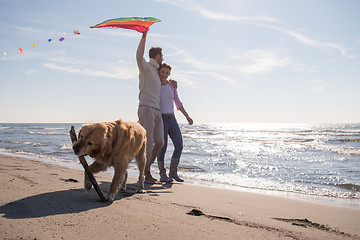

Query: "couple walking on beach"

xmin=136 ymin=30 xmax=193 ymax=184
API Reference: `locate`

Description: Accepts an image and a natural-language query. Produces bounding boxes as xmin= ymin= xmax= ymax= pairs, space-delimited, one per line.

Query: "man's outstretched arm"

xmin=136 ymin=31 xmax=148 ymax=70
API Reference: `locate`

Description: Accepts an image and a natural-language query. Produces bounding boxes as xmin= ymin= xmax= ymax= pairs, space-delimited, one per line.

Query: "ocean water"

xmin=1 ymin=122 xmax=359 ymax=208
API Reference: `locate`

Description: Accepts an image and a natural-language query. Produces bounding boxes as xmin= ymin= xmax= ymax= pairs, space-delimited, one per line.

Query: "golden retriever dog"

xmin=72 ymin=119 xmax=146 ymax=202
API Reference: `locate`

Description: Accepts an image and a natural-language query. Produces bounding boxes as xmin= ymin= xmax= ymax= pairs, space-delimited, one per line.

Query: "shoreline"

xmin=1 ymin=154 xmax=360 ymax=239
xmin=1 ymin=151 xmax=359 ymax=210
xmin=185 ymin=178 xmax=360 ymax=210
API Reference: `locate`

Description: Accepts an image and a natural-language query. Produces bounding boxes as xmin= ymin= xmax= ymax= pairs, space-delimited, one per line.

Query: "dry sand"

xmin=0 ymin=154 xmax=359 ymax=240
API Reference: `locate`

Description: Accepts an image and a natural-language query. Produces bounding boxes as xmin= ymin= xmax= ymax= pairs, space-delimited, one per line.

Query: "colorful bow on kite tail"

xmin=3 ymin=17 xmax=160 ymax=56
xmin=90 ymin=17 xmax=161 ymax=33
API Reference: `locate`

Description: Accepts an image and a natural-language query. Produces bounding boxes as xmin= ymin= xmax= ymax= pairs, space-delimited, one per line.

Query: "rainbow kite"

xmin=90 ymin=17 xmax=161 ymax=33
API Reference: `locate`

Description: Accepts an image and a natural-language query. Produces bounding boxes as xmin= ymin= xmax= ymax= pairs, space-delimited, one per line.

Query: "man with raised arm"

xmin=136 ymin=30 xmax=164 ymax=183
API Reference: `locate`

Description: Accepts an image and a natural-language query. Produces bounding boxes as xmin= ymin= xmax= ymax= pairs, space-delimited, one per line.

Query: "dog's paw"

xmin=105 ymin=194 xmax=115 ymax=203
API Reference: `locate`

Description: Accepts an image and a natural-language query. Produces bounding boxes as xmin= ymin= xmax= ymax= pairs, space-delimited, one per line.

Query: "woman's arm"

xmin=179 ymin=106 xmax=193 ymax=125
xmin=170 ymin=81 xmax=193 ymax=125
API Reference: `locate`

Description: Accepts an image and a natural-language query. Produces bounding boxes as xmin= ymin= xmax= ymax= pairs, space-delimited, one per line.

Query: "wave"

xmin=182 ymin=172 xmax=360 ymax=200
xmin=178 ymin=165 xmax=206 ymax=172
xmin=60 ymin=144 xmax=73 ymax=151
xmin=44 ymin=127 xmax=67 ymax=130
xmin=330 ymin=138 xmax=360 ymax=143
xmin=9 ymin=141 xmax=47 ymax=146
xmin=183 ymin=124 xmax=360 ymax=135
xmin=0 ymin=149 xmax=81 ymax=169
xmin=317 ymin=128 xmax=360 ymax=133
xmin=310 ymin=143 xmax=360 ymax=156
xmin=185 ymin=135 xmax=316 ymax=144
xmin=0 ymin=148 xmax=51 ymax=159
xmin=295 ymin=128 xmax=360 ymax=137
xmin=28 ymin=131 xmax=68 ymax=136
xmin=336 ymin=184 xmax=360 ymax=191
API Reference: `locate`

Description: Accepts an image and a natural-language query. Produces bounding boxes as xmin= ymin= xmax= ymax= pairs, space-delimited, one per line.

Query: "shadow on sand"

xmin=0 ymin=181 xmax=174 ymax=219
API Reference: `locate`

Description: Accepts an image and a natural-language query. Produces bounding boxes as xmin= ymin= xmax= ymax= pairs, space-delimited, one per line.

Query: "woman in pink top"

xmin=157 ymin=63 xmax=193 ymax=183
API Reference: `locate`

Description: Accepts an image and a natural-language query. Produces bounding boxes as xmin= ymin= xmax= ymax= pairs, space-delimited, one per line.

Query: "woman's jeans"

xmin=157 ymin=114 xmax=183 ymax=162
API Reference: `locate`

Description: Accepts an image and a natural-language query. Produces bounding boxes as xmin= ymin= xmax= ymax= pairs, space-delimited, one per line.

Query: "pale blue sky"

xmin=1 ymin=0 xmax=359 ymax=123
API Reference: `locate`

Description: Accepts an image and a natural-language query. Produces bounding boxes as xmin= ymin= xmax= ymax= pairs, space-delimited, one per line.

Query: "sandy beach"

xmin=0 ymin=154 xmax=359 ymax=240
